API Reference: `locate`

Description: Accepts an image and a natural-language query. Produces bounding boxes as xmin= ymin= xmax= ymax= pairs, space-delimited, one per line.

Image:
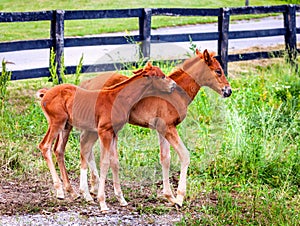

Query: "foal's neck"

xmin=170 ymin=57 xmax=209 ymax=102
xmin=106 ymin=74 xmax=152 ymax=103
xmin=108 ymin=75 xmax=154 ymax=132
xmin=169 ymin=68 xmax=200 ymax=102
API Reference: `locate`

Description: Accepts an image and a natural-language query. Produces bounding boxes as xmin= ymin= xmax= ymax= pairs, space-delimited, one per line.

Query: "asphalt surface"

xmin=0 ymin=14 xmax=299 ymax=71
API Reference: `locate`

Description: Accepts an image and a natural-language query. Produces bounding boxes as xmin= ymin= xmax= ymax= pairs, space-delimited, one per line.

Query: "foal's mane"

xmin=181 ymin=55 xmax=203 ymax=72
xmin=102 ymin=64 xmax=162 ymax=91
xmin=177 ymin=50 xmax=216 ymax=75
xmin=102 ymin=70 xmax=147 ymax=91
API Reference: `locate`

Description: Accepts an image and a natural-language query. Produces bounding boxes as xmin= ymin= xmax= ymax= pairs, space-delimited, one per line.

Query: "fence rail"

xmin=0 ymin=4 xmax=299 ymax=81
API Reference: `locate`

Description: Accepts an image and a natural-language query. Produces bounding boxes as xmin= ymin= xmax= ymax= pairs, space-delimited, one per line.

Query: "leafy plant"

xmin=187 ymin=36 xmax=200 ymax=56
xmin=49 ymin=48 xmax=65 ymax=85
xmin=0 ymin=59 xmax=11 ymax=109
xmin=49 ymin=49 xmax=85 ymax=85
xmin=74 ymin=54 xmax=84 ymax=85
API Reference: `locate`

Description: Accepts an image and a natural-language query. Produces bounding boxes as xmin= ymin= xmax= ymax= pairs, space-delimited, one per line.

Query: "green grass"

xmin=1 ymin=55 xmax=299 ymax=224
xmin=0 ymin=0 xmax=291 ymax=41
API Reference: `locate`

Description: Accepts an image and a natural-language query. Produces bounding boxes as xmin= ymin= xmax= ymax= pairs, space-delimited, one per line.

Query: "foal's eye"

xmin=215 ymin=69 xmax=222 ymax=77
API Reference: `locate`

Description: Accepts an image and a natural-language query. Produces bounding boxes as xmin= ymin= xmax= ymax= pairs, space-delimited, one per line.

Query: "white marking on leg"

xmin=80 ymin=168 xmax=93 ymax=202
xmin=158 ymin=133 xmax=176 ymax=204
xmin=87 ymin=152 xmax=100 ymax=195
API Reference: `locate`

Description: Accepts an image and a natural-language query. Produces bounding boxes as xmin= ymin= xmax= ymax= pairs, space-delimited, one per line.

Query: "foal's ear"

xmin=141 ymin=61 xmax=153 ymax=77
xmin=203 ymin=49 xmax=212 ymax=65
xmin=133 ymin=68 xmax=143 ymax=75
xmin=196 ymin=49 xmax=204 ymax=59
xmin=144 ymin=61 xmax=153 ymax=69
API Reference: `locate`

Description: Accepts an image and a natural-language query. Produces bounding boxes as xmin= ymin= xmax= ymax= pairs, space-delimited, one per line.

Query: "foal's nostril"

xmin=171 ymin=84 xmax=176 ymax=92
xmin=171 ymin=83 xmax=176 ymax=90
xmin=222 ymin=86 xmax=232 ymax=97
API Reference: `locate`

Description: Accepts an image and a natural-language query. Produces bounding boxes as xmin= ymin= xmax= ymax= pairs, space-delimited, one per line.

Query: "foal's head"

xmin=182 ymin=50 xmax=231 ymax=97
xmin=194 ymin=49 xmax=232 ymax=98
xmin=133 ymin=61 xmax=176 ymax=93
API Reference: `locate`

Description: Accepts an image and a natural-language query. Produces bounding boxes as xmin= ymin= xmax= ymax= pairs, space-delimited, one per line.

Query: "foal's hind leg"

xmin=97 ymin=131 xmax=114 ymax=212
xmin=88 ymin=150 xmax=100 ymax=196
xmin=163 ymin=126 xmax=190 ymax=207
xmin=53 ymin=124 xmax=80 ymax=199
xmin=110 ymin=136 xmax=127 ymax=206
xmin=39 ymin=124 xmax=66 ymax=199
xmin=80 ymin=130 xmax=99 ymax=202
xmin=158 ymin=133 xmax=177 ymax=204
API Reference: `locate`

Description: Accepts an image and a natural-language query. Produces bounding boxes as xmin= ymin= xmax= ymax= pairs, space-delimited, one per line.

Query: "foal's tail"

xmin=36 ymin=88 xmax=48 ymax=99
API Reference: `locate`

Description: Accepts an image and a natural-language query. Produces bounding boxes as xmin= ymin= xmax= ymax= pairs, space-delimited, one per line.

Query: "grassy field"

xmin=1 ymin=0 xmax=299 ymax=224
xmin=1 ymin=54 xmax=299 ymax=224
xmin=0 ymin=0 xmax=292 ymax=41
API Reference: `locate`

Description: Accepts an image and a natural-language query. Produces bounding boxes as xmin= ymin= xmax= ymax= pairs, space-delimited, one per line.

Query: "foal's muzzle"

xmin=222 ymin=86 xmax=232 ymax=98
xmin=171 ymin=83 xmax=176 ymax=92
xmin=167 ymin=82 xmax=176 ymax=93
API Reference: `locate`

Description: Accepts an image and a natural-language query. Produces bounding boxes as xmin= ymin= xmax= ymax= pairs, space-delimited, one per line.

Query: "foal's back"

xmin=80 ymin=72 xmax=188 ymax=130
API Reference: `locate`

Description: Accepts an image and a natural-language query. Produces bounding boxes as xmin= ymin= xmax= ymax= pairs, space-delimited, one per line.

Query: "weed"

xmin=0 ymin=59 xmax=11 ymax=110
xmin=49 ymin=48 xmax=66 ymax=85
xmin=74 ymin=54 xmax=84 ymax=85
xmin=49 ymin=48 xmax=59 ymax=85
xmin=187 ymin=36 xmax=200 ymax=57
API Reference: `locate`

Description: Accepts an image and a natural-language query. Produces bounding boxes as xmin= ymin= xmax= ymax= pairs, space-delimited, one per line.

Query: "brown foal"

xmin=46 ymin=49 xmax=232 ymax=210
xmin=37 ymin=62 xmax=176 ymax=212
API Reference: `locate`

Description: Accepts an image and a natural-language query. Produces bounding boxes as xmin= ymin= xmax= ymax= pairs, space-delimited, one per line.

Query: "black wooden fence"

xmin=0 ymin=4 xmax=299 ymax=81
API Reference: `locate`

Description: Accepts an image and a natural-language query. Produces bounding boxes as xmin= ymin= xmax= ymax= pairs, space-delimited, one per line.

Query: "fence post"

xmin=218 ymin=8 xmax=230 ymax=76
xmin=139 ymin=8 xmax=152 ymax=60
xmin=283 ymin=4 xmax=297 ymax=64
xmin=50 ymin=10 xmax=65 ymax=83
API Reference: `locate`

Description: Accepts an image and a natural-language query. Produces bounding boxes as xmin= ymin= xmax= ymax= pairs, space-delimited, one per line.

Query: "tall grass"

xmin=184 ymin=57 xmax=300 ymax=224
xmin=0 ymin=60 xmax=11 ymax=110
xmin=0 ymin=56 xmax=299 ymax=224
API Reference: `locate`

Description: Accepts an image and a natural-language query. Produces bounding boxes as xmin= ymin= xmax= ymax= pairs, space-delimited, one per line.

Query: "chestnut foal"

xmin=52 ymin=49 xmax=232 ymax=209
xmin=37 ymin=62 xmax=176 ymax=212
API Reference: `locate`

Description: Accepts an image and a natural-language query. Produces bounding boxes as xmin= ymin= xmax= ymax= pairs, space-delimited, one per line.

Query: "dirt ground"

xmin=0 ymin=172 xmax=215 ymax=225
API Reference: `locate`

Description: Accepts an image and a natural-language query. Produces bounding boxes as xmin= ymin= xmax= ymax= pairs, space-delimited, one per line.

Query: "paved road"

xmin=1 ymin=14 xmax=299 ymax=71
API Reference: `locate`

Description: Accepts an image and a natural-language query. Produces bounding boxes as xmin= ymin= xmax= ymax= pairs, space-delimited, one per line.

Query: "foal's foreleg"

xmin=110 ymin=136 xmax=127 ymax=206
xmin=158 ymin=133 xmax=176 ymax=204
xmin=164 ymin=127 xmax=190 ymax=207
xmin=97 ymin=131 xmax=113 ymax=212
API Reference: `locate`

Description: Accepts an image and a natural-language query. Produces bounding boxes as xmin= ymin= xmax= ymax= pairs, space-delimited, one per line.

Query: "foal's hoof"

xmin=100 ymin=207 xmax=110 ymax=214
xmin=90 ymin=189 xmax=98 ymax=196
xmin=117 ymin=196 xmax=128 ymax=207
xmin=175 ymin=203 xmax=183 ymax=210
xmin=56 ymin=191 xmax=65 ymax=200
xmin=174 ymin=194 xmax=184 ymax=207
xmin=164 ymin=194 xmax=177 ymax=205
xmin=71 ymin=192 xmax=81 ymax=200
xmin=84 ymin=195 xmax=95 ymax=203
xmin=120 ymin=200 xmax=128 ymax=207
xmin=101 ymin=209 xmax=110 ymax=214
